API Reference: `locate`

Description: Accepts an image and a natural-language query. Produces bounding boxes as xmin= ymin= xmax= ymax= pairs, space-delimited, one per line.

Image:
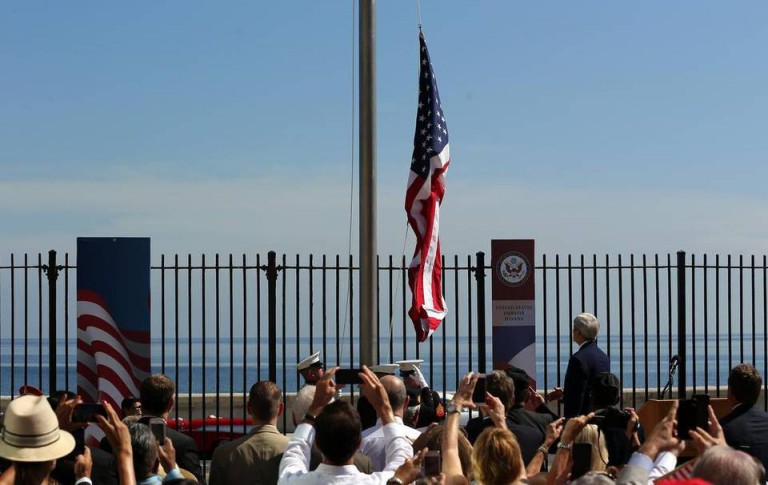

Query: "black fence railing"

xmin=3 ymin=249 xmax=768 ymax=426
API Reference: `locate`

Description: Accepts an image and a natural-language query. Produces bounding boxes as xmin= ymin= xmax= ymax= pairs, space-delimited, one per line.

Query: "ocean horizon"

xmin=1 ymin=333 xmax=763 ymax=398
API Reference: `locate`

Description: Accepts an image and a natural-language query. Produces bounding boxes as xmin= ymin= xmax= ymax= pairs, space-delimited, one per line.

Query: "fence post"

xmin=265 ymin=251 xmax=279 ymax=383
xmin=43 ymin=250 xmax=60 ymax=394
xmin=475 ymin=251 xmax=487 ymax=373
xmin=677 ymin=250 xmax=687 ymax=399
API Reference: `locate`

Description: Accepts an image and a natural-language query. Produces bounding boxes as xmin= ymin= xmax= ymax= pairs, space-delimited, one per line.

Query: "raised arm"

xmin=442 ymin=372 xmax=478 ymax=485
xmin=96 ymin=402 xmax=136 ymax=485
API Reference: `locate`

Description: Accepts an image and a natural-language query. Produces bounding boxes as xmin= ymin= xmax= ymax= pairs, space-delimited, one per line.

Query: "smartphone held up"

xmin=72 ymin=403 xmax=107 ymax=423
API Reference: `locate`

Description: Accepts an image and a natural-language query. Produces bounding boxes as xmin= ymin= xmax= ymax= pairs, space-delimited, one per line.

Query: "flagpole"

xmin=359 ymin=0 xmax=378 ymax=366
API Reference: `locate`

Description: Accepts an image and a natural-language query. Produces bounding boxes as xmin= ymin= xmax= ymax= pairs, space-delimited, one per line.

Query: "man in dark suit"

xmin=505 ymin=366 xmax=557 ymax=437
xmin=463 ymin=371 xmax=544 ymax=465
xmin=547 ymin=313 xmax=610 ymax=417
xmin=140 ymin=373 xmax=206 ymax=484
xmin=719 ymin=363 xmax=768 ymax=471
xmin=209 ymin=380 xmax=289 ymax=485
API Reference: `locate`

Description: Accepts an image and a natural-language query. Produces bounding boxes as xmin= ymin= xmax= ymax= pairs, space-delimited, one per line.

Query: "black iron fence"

xmin=3 ymin=249 xmax=768 ymax=424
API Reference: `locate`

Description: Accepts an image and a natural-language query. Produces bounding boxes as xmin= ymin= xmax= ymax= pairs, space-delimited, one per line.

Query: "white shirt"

xmin=361 ymin=417 xmax=422 ymax=471
xmin=278 ymin=422 xmax=412 ymax=484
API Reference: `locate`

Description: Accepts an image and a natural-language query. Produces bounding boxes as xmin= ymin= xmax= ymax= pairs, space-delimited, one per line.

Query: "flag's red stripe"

xmin=78 ymin=338 xmax=145 ymax=391
xmin=78 ymin=336 xmax=150 ymax=377
xmin=94 ymin=364 xmax=137 ymax=399
xmin=78 ymin=314 xmax=150 ymax=369
xmin=85 ymin=341 xmax=144 ymax=389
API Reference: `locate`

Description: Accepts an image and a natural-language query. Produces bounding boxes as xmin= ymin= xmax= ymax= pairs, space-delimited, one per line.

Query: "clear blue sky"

xmin=2 ymin=1 xmax=768 ymax=259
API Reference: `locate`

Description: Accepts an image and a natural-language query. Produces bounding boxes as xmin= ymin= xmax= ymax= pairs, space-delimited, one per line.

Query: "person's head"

xmin=396 ymin=360 xmax=425 ymax=391
xmin=505 ymin=367 xmax=532 ymax=407
xmin=300 ymin=364 xmax=324 ymax=383
xmin=412 ymin=424 xmax=472 ymax=478
xmin=727 ymin=363 xmax=762 ymax=406
xmin=121 ymin=397 xmax=142 ymax=417
xmin=486 ymin=371 xmax=515 ymax=410
xmin=314 ymin=401 xmax=362 ymax=465
xmin=472 ymin=427 xmax=525 ymax=485
xmin=140 ymin=374 xmax=176 ymax=417
xmin=574 ymin=424 xmax=609 ymax=472
xmin=380 ymin=376 xmax=408 ymax=417
xmin=0 ymin=395 xmax=75 ymax=482
xmin=297 ymin=352 xmax=324 ymax=384
xmin=573 ymin=313 xmax=600 ymax=343
xmin=248 ymin=380 xmax=283 ymax=424
xmin=692 ymin=445 xmax=763 ymax=485
xmin=591 ymin=373 xmax=621 ymax=409
xmin=127 ymin=421 xmax=159 ymax=479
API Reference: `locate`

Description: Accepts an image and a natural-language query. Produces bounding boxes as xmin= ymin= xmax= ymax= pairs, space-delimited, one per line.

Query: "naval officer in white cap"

xmin=396 ymin=359 xmax=445 ymax=428
xmin=292 ymin=351 xmax=327 ymax=426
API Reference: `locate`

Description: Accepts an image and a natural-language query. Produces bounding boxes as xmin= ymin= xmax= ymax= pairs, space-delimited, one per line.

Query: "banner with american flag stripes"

xmin=77 ymin=237 xmax=151 ymax=417
xmin=405 ymin=30 xmax=450 ymax=342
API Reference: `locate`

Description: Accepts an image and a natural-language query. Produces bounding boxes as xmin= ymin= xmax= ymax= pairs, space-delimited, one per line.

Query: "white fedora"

xmin=0 ymin=395 xmax=75 ymax=462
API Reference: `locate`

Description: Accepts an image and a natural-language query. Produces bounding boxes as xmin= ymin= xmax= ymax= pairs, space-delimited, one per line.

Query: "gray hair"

xmin=574 ymin=313 xmax=600 ymax=340
xmin=127 ymin=421 xmax=158 ymax=479
xmin=693 ymin=445 xmax=762 ymax=485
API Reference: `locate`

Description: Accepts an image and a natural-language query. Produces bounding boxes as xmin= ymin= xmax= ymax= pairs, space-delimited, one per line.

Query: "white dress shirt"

xmin=361 ymin=417 xmax=422 ymax=471
xmin=278 ymin=422 xmax=412 ymax=484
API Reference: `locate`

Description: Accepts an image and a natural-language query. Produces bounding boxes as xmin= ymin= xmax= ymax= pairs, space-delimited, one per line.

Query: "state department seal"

xmin=496 ymin=252 xmax=531 ymax=287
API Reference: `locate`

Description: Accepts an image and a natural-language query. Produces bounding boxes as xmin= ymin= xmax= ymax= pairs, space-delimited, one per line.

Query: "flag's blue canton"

xmin=411 ymin=33 xmax=449 ymax=178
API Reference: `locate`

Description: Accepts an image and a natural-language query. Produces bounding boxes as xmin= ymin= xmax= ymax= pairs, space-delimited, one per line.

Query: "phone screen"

xmin=334 ymin=369 xmax=364 ymax=385
xmin=72 ymin=403 xmax=106 ymax=423
xmin=571 ymin=443 xmax=593 ymax=480
xmin=423 ymin=450 xmax=441 ymax=476
xmin=676 ymin=394 xmax=709 ymax=440
xmin=148 ymin=417 xmax=166 ymax=443
xmin=472 ymin=375 xmax=486 ymax=405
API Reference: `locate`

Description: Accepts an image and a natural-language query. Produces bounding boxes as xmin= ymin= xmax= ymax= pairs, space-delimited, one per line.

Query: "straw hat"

xmin=0 ymin=395 xmax=75 ymax=462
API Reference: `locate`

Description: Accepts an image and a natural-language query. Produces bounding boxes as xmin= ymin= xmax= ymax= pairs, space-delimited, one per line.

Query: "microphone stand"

xmin=661 ymin=360 xmax=679 ymax=399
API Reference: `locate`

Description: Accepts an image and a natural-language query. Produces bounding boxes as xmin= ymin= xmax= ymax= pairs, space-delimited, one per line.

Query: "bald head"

xmin=381 ymin=375 xmax=408 ymax=416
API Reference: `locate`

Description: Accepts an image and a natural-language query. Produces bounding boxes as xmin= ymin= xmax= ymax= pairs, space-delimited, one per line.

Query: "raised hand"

xmin=546 ymin=387 xmax=563 ymax=402
xmin=452 ymin=372 xmax=479 ymax=411
xmin=307 ymin=367 xmax=339 ymax=416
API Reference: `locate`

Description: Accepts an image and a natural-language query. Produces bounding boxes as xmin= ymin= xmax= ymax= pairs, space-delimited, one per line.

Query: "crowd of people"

xmin=1 ymin=312 xmax=767 ymax=484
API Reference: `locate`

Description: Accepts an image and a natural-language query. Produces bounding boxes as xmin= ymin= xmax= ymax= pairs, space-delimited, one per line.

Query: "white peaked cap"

xmin=396 ymin=359 xmax=424 ymax=373
xmin=297 ymin=351 xmax=322 ymax=371
xmin=370 ymin=364 xmax=400 ymax=376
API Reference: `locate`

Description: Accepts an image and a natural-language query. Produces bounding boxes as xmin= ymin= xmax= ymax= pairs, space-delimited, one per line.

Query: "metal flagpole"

xmin=359 ymin=0 xmax=378 ymax=366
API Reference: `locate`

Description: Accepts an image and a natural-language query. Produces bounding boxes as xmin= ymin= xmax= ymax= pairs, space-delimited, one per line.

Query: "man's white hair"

xmin=693 ymin=445 xmax=763 ymax=485
xmin=573 ymin=313 xmax=600 ymax=340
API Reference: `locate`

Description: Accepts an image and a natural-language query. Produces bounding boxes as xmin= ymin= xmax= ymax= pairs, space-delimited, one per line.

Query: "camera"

xmin=588 ymin=407 xmax=631 ymax=429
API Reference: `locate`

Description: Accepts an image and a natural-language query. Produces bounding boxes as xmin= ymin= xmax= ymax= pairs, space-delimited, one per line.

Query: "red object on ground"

xmin=167 ymin=416 xmax=253 ymax=459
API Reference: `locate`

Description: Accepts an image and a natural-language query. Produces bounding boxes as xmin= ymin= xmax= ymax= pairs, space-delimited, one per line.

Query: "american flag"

xmin=77 ymin=289 xmax=150 ymax=410
xmin=405 ymin=30 xmax=450 ymax=342
xmin=76 ymin=238 xmax=151 ymax=444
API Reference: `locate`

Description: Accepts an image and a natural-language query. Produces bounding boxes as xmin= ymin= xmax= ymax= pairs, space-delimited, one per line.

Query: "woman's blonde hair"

xmin=472 ymin=427 xmax=524 ymax=485
xmin=574 ymin=424 xmax=608 ymax=472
